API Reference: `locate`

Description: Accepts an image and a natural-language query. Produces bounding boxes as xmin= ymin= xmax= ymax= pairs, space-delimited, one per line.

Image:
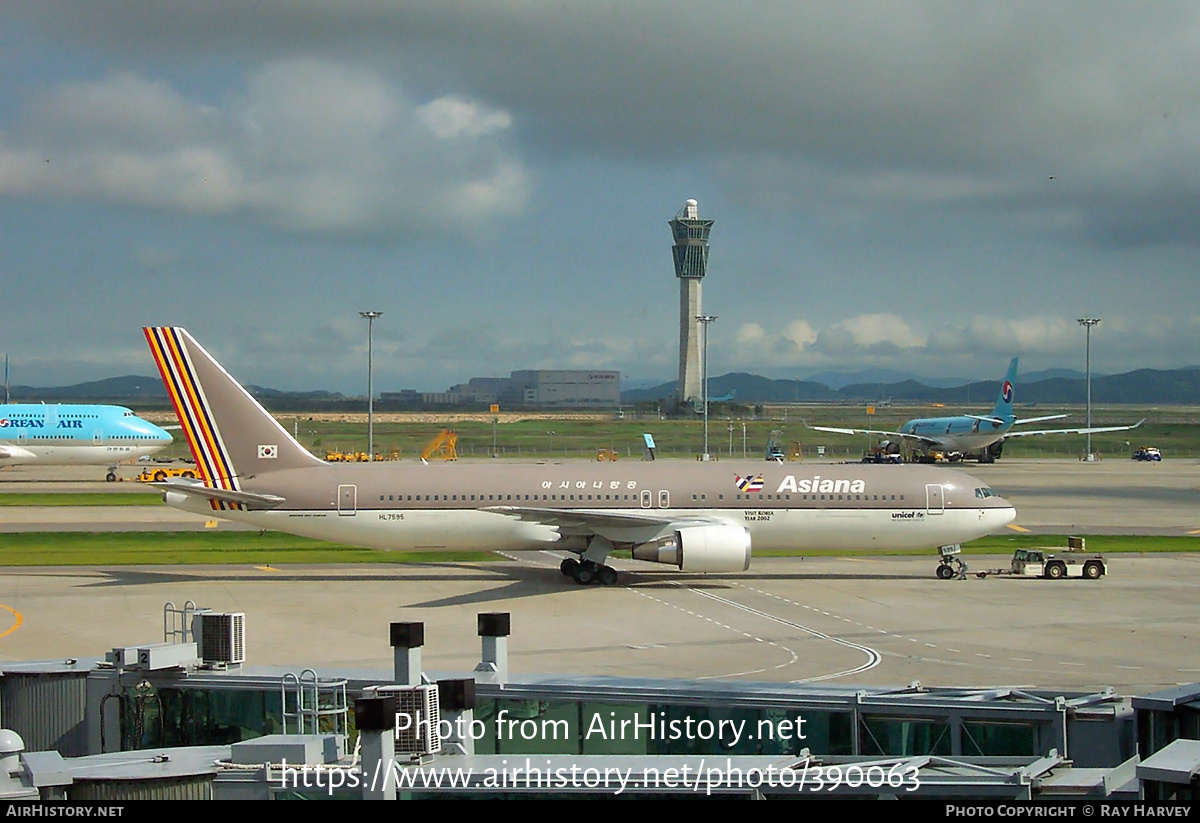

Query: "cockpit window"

xmin=975 ymin=487 xmax=995 ymax=499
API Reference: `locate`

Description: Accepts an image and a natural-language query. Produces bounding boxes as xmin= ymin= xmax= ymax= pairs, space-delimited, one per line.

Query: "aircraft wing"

xmin=1002 ymin=419 xmax=1145 ymax=439
xmin=484 ymin=505 xmax=725 ymax=542
xmin=153 ymin=479 xmax=286 ymax=510
xmin=809 ymin=425 xmax=940 ymax=447
xmin=1011 ymin=414 xmax=1069 ymax=426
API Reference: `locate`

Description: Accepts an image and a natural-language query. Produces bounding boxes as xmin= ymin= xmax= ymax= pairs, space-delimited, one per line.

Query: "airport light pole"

xmin=359 ymin=311 xmax=383 ymax=460
xmin=1078 ymin=317 xmax=1100 ymax=460
xmin=696 ymin=315 xmax=717 ymax=460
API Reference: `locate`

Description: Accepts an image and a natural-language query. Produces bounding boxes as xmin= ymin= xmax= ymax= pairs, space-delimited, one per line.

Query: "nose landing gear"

xmin=936 ymin=544 xmax=968 ymax=580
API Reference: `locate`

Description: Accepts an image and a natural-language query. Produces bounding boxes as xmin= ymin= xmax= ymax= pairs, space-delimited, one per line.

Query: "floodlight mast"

xmin=697 ymin=315 xmax=717 ymax=460
xmin=359 ymin=311 xmax=383 ymax=460
xmin=1077 ymin=317 xmax=1100 ymax=460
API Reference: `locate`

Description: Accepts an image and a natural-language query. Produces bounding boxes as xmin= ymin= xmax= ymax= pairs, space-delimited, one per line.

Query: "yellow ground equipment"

xmin=421 ymin=430 xmax=459 ymax=461
xmin=325 ymin=451 xmax=373 ymax=462
xmin=596 ymin=447 xmax=618 ymax=462
xmin=137 ymin=466 xmax=199 ymax=482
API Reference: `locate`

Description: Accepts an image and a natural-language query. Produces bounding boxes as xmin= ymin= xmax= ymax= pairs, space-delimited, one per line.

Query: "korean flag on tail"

xmin=257 ymin=445 xmax=278 ymax=459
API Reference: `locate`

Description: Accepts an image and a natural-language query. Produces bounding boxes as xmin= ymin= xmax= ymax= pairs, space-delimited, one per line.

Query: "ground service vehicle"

xmin=975 ymin=539 xmax=1106 ymax=580
xmin=1132 ymin=447 xmax=1162 ymax=461
xmin=136 ymin=466 xmax=198 ymax=483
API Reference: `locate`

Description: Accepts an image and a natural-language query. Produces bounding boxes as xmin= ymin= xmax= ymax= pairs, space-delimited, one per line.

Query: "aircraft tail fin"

xmin=143 ymin=328 xmax=322 ymax=497
xmin=988 ymin=357 xmax=1019 ymax=422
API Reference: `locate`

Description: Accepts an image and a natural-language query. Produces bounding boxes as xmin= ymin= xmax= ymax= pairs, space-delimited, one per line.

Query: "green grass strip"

xmin=0 ymin=531 xmax=495 ymax=566
xmin=0 ymin=530 xmax=1192 ymax=566
xmin=0 ymin=493 xmax=164 ymax=507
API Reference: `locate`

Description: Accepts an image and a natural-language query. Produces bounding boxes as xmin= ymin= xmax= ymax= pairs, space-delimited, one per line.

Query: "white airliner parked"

xmin=144 ymin=327 xmax=1016 ymax=584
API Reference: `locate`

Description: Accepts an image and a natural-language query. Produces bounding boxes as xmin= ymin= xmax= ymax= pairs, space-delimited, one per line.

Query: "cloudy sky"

xmin=2 ymin=2 xmax=1197 ymax=393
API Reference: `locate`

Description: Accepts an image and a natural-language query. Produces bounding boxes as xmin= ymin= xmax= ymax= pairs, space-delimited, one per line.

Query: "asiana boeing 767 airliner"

xmin=143 ymin=327 xmax=1015 ymax=585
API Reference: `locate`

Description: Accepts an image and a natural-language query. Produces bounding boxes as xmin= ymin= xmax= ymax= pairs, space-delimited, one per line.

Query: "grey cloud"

xmin=12 ymin=2 xmax=1200 ymax=244
xmin=0 ymin=60 xmax=528 ymax=235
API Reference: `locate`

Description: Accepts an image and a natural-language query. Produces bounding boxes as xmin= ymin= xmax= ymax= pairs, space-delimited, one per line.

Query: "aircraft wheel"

xmin=105 ymin=472 xmax=117 ymax=483
xmin=598 ymin=566 xmax=619 ymax=586
xmin=936 ymin=564 xmax=955 ymax=580
xmin=573 ymin=562 xmax=595 ymax=586
xmin=560 ymin=558 xmax=579 ymax=577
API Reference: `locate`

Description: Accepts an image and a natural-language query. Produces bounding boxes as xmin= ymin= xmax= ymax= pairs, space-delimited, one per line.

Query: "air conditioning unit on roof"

xmin=192 ymin=612 xmax=246 ymax=665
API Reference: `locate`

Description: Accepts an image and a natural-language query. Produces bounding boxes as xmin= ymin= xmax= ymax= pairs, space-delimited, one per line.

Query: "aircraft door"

xmin=93 ymin=429 xmax=103 ymax=445
xmin=658 ymin=489 xmax=670 ymax=508
xmin=338 ymin=484 xmax=357 ymax=516
xmin=640 ymin=489 xmax=652 ymax=509
xmin=925 ymin=484 xmax=945 ymax=515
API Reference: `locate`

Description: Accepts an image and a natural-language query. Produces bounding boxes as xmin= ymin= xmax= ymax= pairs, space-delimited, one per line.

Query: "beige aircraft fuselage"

xmin=167 ymin=459 xmax=1014 ymax=554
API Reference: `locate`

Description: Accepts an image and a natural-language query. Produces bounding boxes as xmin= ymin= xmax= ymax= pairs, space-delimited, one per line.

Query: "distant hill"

xmin=622 ymin=367 xmax=1200 ymax=406
xmin=10 ymin=365 xmax=1200 ymax=407
xmin=624 ymin=373 xmax=839 ymax=404
xmin=9 ymin=375 xmax=167 ymax=401
xmin=245 ymin=385 xmax=345 ymax=400
xmin=8 ymin=376 xmax=343 ymax=408
xmin=799 ymin=367 xmax=967 ymax=390
xmin=1019 ymin=368 xmax=1091 ymax=382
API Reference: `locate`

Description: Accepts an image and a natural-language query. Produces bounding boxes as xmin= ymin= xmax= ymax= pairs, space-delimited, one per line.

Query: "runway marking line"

xmin=255 ymin=566 xmax=280 ymax=572
xmin=1007 ymin=525 xmax=1031 ymax=533
xmin=0 ymin=604 xmax=24 ymax=640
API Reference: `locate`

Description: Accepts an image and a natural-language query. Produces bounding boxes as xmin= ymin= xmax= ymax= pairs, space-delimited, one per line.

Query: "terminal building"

xmin=0 ymin=601 xmax=1196 ymax=800
xmin=383 ymin=370 xmax=620 ymax=409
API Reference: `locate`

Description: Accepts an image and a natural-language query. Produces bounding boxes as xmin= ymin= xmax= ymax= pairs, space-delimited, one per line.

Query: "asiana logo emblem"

xmin=734 ymin=474 xmax=765 ymax=492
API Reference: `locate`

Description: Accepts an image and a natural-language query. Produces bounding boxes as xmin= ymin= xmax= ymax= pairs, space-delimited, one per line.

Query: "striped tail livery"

xmin=143 ymin=327 xmax=320 ymax=509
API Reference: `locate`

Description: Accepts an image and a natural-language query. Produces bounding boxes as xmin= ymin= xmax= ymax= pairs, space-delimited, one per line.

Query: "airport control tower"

xmin=670 ymin=199 xmax=713 ymax=409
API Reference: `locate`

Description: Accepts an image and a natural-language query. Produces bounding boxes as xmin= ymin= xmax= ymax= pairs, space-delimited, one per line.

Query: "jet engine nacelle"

xmin=632 ymin=525 xmax=752 ymax=573
xmin=879 ymin=440 xmax=901 ymax=455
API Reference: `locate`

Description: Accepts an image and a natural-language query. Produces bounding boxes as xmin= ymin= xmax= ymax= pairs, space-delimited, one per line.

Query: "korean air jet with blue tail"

xmin=0 ymin=403 xmax=174 ymax=480
xmin=811 ymin=358 xmax=1143 ymax=463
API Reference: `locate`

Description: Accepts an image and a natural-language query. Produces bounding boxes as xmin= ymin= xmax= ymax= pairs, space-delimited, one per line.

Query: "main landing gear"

xmin=560 ymin=557 xmax=619 ymax=586
xmin=560 ymin=535 xmax=620 ymax=586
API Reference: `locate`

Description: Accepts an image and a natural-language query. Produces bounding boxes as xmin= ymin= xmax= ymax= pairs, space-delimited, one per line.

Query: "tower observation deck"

xmin=670 ymin=199 xmax=713 ymax=408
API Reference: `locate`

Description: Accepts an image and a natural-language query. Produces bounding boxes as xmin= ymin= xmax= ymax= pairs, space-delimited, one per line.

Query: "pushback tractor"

xmin=974 ymin=537 xmax=1106 ymax=580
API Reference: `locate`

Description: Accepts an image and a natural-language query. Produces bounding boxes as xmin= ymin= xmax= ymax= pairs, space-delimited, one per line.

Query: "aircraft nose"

xmin=989 ymin=497 xmax=1018 ymax=529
